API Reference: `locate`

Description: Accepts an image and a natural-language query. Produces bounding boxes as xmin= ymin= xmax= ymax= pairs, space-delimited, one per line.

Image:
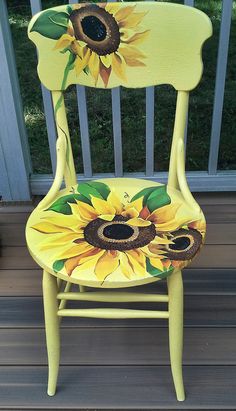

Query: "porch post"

xmin=0 ymin=0 xmax=31 ymax=201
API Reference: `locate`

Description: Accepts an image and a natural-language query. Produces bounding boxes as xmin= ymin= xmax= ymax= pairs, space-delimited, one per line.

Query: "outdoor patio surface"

xmin=0 ymin=192 xmax=236 ymax=410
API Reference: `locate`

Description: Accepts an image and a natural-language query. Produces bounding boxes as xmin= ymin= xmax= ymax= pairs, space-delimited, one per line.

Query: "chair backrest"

xmin=28 ymin=2 xmax=212 ymax=197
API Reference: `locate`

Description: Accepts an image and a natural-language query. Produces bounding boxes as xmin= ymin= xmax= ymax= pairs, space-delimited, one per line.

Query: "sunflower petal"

xmin=119 ymin=45 xmax=146 ymax=60
xmin=107 ymin=191 xmax=123 ymax=214
xmin=121 ymin=207 xmax=139 ymax=219
xmin=119 ymin=12 xmax=148 ymax=28
xmin=126 ymin=217 xmax=151 ymax=227
xmin=112 ymin=53 xmax=127 ymax=82
xmin=31 ymin=222 xmax=68 ymax=234
xmin=125 ymin=249 xmax=146 ymax=277
xmin=91 ymin=196 xmax=116 ymax=216
xmin=53 ymin=33 xmax=75 ymax=50
xmin=74 ymin=48 xmax=91 ymax=76
xmin=65 ymin=248 xmax=104 ymax=276
xmin=89 ymin=52 xmax=100 ymax=84
xmin=99 ymin=64 xmax=111 ymax=87
xmin=149 ymin=257 xmax=164 ymax=271
xmin=74 ymin=200 xmax=98 ymax=222
xmin=56 ymin=241 xmax=94 ymax=260
xmin=114 ymin=5 xmax=136 ymax=22
xmin=119 ymin=252 xmax=134 ymax=279
xmin=124 ymin=30 xmax=150 ymax=46
xmin=95 ymin=250 xmax=119 ymax=281
xmin=100 ymin=54 xmax=112 ymax=68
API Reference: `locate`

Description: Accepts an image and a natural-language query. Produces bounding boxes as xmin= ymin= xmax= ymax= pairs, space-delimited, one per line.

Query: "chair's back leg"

xmin=43 ymin=270 xmax=60 ymax=396
xmin=167 ymin=269 xmax=185 ymax=401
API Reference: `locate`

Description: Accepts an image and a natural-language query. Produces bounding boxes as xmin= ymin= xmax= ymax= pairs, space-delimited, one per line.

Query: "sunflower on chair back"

xmin=30 ymin=3 xmax=149 ymax=88
xmin=31 ymin=181 xmax=205 ymax=284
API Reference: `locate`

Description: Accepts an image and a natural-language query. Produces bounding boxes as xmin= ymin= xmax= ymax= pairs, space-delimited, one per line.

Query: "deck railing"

xmin=0 ymin=0 xmax=235 ymax=201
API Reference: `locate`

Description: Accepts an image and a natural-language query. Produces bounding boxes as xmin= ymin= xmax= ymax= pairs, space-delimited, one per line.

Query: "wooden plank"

xmin=0 ymin=295 xmax=235 ymax=328
xmin=0 ymin=365 xmax=236 ymax=408
xmin=0 ymin=269 xmax=235 ymax=297
xmin=0 ymin=327 xmax=235 ymax=366
xmin=1 ymin=223 xmax=236 ymax=247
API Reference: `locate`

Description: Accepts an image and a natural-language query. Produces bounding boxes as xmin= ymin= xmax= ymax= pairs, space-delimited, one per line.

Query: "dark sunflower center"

xmin=164 ymin=228 xmax=202 ymax=261
xmin=81 ymin=16 xmax=106 ymax=42
xmin=70 ymin=6 xmax=120 ymax=56
xmin=103 ymin=223 xmax=134 ymax=240
xmin=169 ymin=236 xmax=191 ymax=251
xmin=84 ymin=216 xmax=156 ymax=251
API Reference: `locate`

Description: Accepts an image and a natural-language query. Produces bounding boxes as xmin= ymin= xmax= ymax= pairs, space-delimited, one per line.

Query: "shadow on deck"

xmin=0 ymin=192 xmax=236 ymax=410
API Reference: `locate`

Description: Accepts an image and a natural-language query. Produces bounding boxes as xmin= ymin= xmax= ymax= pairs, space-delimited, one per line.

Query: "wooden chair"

xmin=26 ymin=2 xmax=212 ymax=400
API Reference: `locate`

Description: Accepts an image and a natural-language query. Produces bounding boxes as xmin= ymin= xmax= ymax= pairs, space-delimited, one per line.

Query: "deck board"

xmin=1 ymin=365 xmax=236 ymax=409
xmin=0 ymin=194 xmax=236 ymax=409
xmin=0 ymin=327 xmax=235 ymax=366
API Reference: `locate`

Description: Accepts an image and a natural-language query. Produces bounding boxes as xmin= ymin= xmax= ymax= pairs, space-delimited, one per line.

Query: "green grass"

xmin=6 ymin=0 xmax=236 ymax=174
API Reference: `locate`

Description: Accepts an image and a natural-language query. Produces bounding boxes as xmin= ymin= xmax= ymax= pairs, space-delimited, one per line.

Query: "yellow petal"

xmin=119 ymin=45 xmax=146 ymax=60
xmin=121 ymin=207 xmax=139 ymax=219
xmin=88 ymin=52 xmax=100 ymax=84
xmin=105 ymin=3 xmax=121 ymax=15
xmin=150 ymin=236 xmax=173 ymax=245
xmin=40 ymin=231 xmax=84 ymax=250
xmin=107 ymin=191 xmax=123 ymax=214
xmin=125 ymin=197 xmax=143 ymax=213
xmin=119 ymin=12 xmax=147 ymax=28
xmin=44 ymin=213 xmax=81 ymax=229
xmin=119 ymin=252 xmax=134 ymax=279
xmin=114 ymin=5 xmax=136 ymax=22
xmin=149 ymin=257 xmax=164 ymax=272
xmin=56 ymin=241 xmax=94 ymax=260
xmin=65 ymin=248 xmax=103 ymax=276
xmin=100 ymin=54 xmax=112 ymax=68
xmin=112 ymin=53 xmax=127 ymax=82
xmin=75 ymin=48 xmax=91 ymax=76
xmin=91 ymin=196 xmax=116 ymax=216
xmin=95 ymin=251 xmax=119 ymax=281
xmin=125 ymin=249 xmax=146 ymax=277
xmin=124 ymin=30 xmax=150 ymax=46
xmin=148 ymin=203 xmax=180 ymax=224
xmin=99 ymin=214 xmax=115 ymax=221
xmin=31 ymin=222 xmax=68 ymax=234
xmin=53 ymin=33 xmax=75 ymax=50
xmin=74 ymin=200 xmax=98 ymax=222
xmin=126 ymin=217 xmax=151 ymax=227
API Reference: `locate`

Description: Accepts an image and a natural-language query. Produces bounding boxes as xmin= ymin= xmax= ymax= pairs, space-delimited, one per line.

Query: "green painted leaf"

xmin=66 ymin=5 xmax=73 ymax=14
xmin=77 ymin=181 xmax=111 ymax=200
xmin=53 ymin=259 xmax=66 ymax=273
xmin=77 ymin=183 xmax=104 ymax=201
xmin=131 ymin=186 xmax=159 ymax=205
xmin=47 ymin=193 xmax=90 ymax=215
xmin=30 ymin=10 xmax=69 ymax=40
xmin=88 ymin=181 xmax=111 ymax=199
xmin=146 ymin=258 xmax=172 ymax=279
xmin=146 ymin=186 xmax=171 ymax=213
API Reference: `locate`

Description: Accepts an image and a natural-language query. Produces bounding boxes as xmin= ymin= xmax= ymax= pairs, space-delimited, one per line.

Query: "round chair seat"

xmin=26 ymin=178 xmax=206 ymax=288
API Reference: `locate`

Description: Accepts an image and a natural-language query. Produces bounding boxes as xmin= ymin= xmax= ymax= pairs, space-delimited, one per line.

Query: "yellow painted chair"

xmin=26 ymin=2 xmax=212 ymax=400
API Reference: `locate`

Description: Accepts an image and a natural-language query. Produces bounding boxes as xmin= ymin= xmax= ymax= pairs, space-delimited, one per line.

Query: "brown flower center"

xmin=70 ymin=5 xmax=120 ymax=56
xmin=165 ymin=228 xmax=202 ymax=260
xmin=84 ymin=215 xmax=156 ymax=251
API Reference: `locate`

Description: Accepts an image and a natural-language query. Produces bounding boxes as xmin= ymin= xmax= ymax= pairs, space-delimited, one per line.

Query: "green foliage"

xmin=132 ymin=185 xmax=171 ymax=212
xmin=30 ymin=10 xmax=69 ymax=39
xmin=77 ymin=181 xmax=111 ymax=200
xmin=146 ymin=258 xmax=172 ymax=278
xmin=53 ymin=259 xmax=66 ymax=272
xmin=47 ymin=193 xmax=90 ymax=214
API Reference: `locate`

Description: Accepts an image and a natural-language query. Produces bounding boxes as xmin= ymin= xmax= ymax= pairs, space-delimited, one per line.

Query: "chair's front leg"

xmin=42 ymin=270 xmax=60 ymax=396
xmin=167 ymin=269 xmax=185 ymax=401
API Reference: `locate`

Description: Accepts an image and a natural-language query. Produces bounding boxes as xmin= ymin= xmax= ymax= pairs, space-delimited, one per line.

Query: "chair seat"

xmin=26 ymin=178 xmax=206 ymax=288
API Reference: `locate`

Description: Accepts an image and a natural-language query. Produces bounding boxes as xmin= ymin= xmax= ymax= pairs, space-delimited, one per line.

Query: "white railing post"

xmin=0 ymin=0 xmax=31 ymax=201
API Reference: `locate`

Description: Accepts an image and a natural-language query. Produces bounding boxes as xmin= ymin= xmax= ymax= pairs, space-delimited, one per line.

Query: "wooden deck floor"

xmin=0 ymin=193 xmax=236 ymax=410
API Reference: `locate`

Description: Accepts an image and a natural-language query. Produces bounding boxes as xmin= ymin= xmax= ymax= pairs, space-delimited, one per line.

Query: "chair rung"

xmin=57 ymin=308 xmax=169 ymax=319
xmin=57 ymin=291 xmax=169 ymax=303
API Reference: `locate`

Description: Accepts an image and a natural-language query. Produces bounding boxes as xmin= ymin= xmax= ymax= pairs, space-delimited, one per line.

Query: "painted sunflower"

xmin=31 ymin=182 xmax=204 ymax=283
xmin=54 ymin=3 xmax=149 ymax=86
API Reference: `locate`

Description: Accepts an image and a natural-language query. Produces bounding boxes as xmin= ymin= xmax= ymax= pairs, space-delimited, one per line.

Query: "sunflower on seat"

xmin=31 ymin=181 xmax=205 ymax=284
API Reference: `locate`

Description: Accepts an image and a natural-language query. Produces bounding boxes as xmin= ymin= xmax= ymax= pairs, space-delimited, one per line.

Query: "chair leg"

xmin=42 ymin=270 xmax=60 ymax=396
xmin=167 ymin=269 xmax=185 ymax=401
